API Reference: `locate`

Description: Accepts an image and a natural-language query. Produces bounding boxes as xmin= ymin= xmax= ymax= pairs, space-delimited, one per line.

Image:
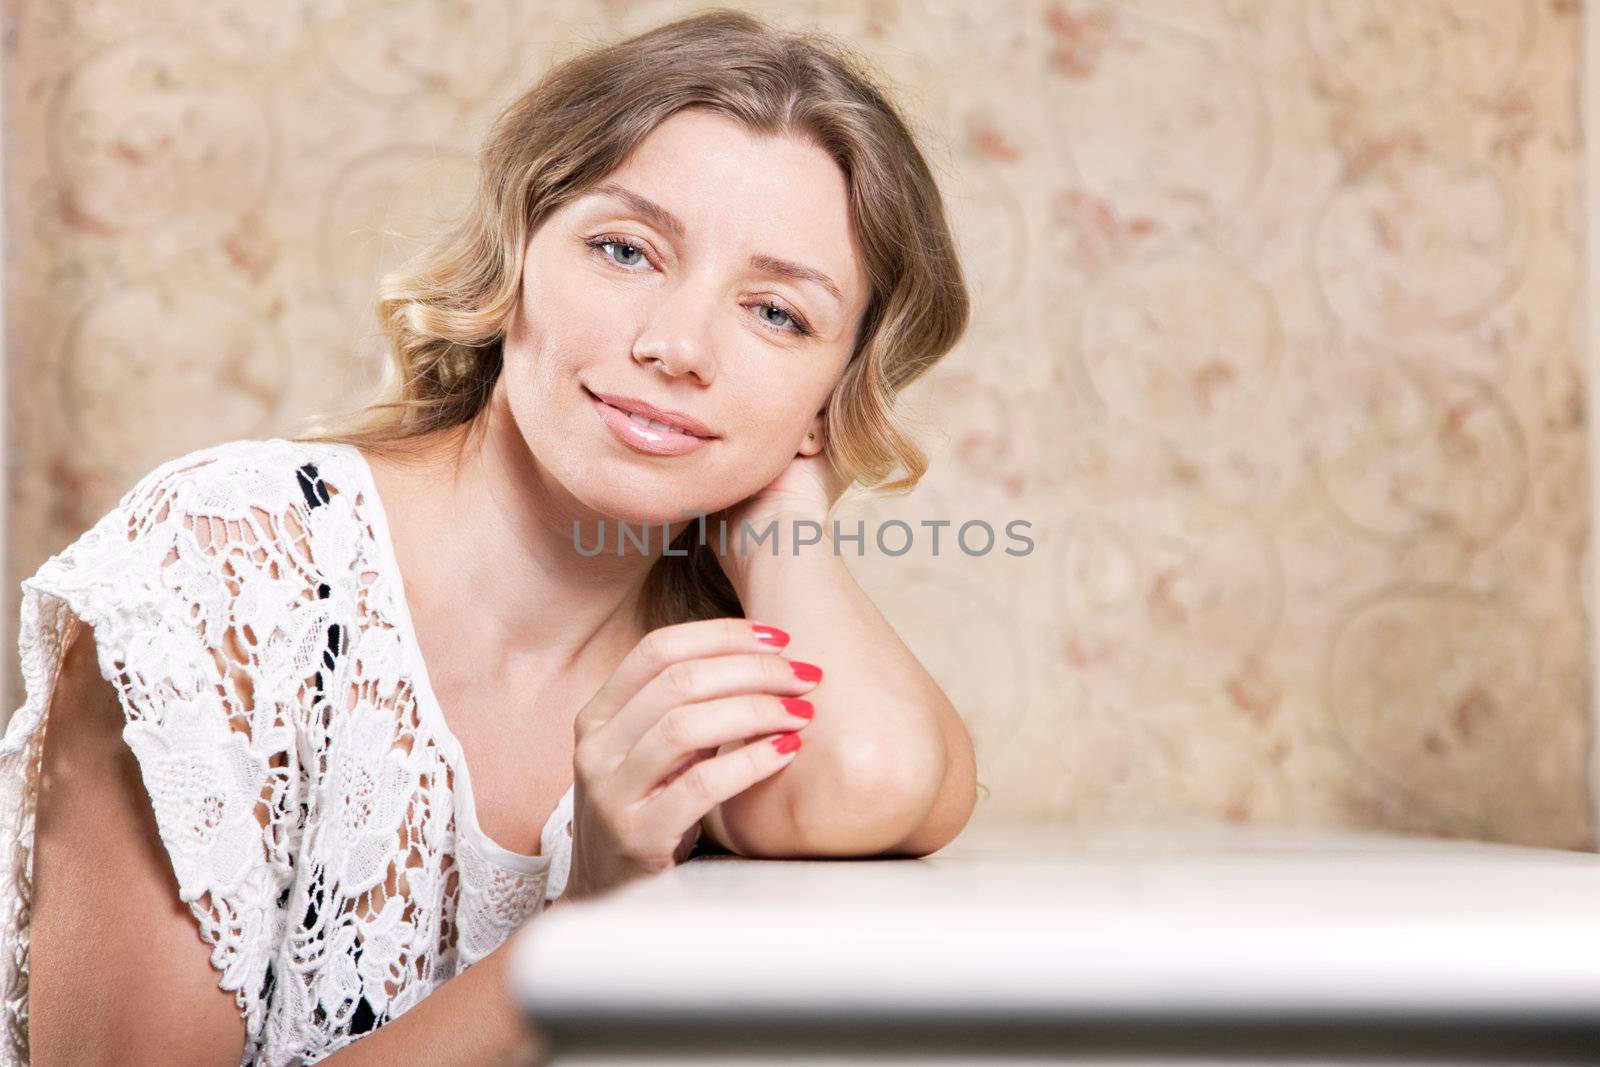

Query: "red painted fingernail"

xmin=789 ymin=660 xmax=822 ymax=683
xmin=781 ymin=698 xmax=814 ymax=719
xmin=752 ymin=624 xmax=790 ymax=647
xmin=772 ymin=732 xmax=802 ymax=755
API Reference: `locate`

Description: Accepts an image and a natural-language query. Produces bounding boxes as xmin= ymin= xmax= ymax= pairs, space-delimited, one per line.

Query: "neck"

xmin=363 ymin=387 xmax=684 ymax=693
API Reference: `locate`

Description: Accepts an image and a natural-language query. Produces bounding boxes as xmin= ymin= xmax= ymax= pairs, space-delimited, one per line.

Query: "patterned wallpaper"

xmin=5 ymin=0 xmax=1593 ymax=849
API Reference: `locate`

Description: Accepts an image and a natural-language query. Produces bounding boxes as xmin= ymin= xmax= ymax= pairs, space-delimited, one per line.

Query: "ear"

xmin=798 ymin=412 xmax=826 ymax=457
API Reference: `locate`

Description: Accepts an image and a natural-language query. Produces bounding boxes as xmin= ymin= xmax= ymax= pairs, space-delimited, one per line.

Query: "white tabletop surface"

xmin=506 ymin=820 xmax=1600 ymax=1062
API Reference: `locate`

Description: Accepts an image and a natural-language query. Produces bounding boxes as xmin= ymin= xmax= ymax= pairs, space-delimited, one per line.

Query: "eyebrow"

xmin=588 ymin=181 xmax=846 ymax=309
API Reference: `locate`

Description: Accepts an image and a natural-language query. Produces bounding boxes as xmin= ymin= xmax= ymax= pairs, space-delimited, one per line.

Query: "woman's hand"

xmin=709 ymin=430 xmax=851 ymax=585
xmin=562 ymin=617 xmax=821 ymax=903
xmin=739 ymin=445 xmax=850 ymax=521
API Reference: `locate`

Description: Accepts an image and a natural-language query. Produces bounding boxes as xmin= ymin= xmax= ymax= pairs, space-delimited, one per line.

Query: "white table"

xmin=506 ymin=821 xmax=1600 ymax=1065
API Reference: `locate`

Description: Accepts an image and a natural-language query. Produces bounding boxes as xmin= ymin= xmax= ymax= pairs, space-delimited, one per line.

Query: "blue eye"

xmin=589 ymin=237 xmax=647 ymax=268
xmin=585 ymin=234 xmax=814 ymax=338
xmin=756 ymin=301 xmax=810 ymax=336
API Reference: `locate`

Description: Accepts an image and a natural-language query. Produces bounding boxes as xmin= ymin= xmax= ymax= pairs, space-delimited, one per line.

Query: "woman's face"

xmin=500 ymin=106 xmax=870 ymax=525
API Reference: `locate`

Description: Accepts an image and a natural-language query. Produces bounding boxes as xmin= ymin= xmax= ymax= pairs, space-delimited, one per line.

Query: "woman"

xmin=2 ymin=8 xmax=975 ymax=1066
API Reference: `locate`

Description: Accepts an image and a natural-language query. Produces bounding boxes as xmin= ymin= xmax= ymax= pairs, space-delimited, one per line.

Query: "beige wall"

xmin=5 ymin=0 xmax=1593 ymax=848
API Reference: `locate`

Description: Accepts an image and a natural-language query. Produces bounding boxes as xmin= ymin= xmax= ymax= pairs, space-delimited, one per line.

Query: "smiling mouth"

xmin=582 ymin=386 xmax=715 ymax=439
xmin=583 ymin=385 xmax=719 ymax=458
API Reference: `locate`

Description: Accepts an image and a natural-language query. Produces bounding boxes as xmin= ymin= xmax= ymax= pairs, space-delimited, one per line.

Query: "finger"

xmin=580 ymin=617 xmax=790 ymax=734
xmin=654 ymin=745 xmax=719 ymax=794
xmin=602 ymin=651 xmax=821 ymax=761
xmin=617 ymin=692 xmax=816 ymax=799
xmin=645 ymin=729 xmax=804 ymax=843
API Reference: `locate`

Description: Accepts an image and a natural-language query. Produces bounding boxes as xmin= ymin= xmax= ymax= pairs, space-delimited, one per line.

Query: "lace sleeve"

xmin=0 ymin=448 xmax=318 ymax=1061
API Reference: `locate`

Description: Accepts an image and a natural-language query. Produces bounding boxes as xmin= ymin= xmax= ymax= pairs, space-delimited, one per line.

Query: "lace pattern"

xmin=0 ymin=439 xmax=574 ymax=1066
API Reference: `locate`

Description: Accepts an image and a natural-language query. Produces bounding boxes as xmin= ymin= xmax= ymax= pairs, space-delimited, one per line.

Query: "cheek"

xmin=731 ymin=371 xmax=833 ymax=440
xmin=509 ymin=298 xmax=609 ymax=401
xmin=548 ymin=257 xmax=637 ymax=331
xmin=715 ymin=389 xmax=817 ymax=479
xmin=518 ymin=249 xmax=630 ymax=355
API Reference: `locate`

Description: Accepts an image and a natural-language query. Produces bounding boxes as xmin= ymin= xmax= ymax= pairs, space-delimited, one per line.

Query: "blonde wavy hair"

xmin=296 ymin=7 xmax=971 ymax=632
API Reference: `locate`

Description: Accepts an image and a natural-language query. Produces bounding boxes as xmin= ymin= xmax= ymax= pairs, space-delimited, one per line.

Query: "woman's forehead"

xmin=576 ymin=112 xmax=866 ymax=309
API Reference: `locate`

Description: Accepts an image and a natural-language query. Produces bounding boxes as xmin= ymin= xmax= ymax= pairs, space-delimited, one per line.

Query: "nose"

xmin=631 ymin=292 xmax=715 ymax=385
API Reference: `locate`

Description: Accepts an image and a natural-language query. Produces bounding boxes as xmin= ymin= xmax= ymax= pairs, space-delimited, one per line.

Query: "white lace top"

xmin=0 ymin=437 xmax=576 ymax=1066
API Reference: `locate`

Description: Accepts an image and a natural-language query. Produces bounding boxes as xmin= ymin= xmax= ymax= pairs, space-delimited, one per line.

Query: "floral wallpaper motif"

xmin=5 ymin=0 xmax=1592 ymax=848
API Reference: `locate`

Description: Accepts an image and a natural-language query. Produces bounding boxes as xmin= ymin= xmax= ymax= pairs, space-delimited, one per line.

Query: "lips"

xmin=586 ymin=386 xmax=717 ymax=458
xmin=582 ymin=386 xmax=717 ymax=439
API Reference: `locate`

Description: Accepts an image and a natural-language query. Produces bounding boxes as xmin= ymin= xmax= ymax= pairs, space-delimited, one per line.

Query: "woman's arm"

xmin=32 ymin=618 xmax=556 ymax=1067
xmin=29 ymin=621 xmax=252 ymax=1067
xmin=325 ymin=900 xmax=589 ymax=1066
xmin=704 ymin=505 xmax=979 ymax=859
xmin=319 ymin=930 xmax=545 ymax=1067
